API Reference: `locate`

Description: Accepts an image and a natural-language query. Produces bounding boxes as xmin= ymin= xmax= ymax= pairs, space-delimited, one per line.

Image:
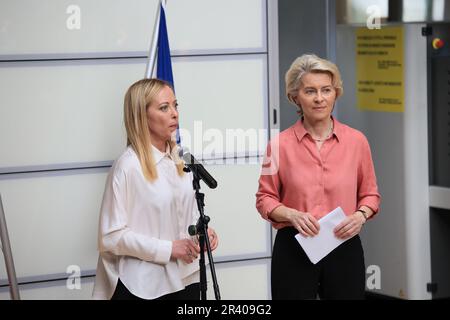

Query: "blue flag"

xmin=156 ymin=3 xmax=180 ymax=144
xmin=156 ymin=3 xmax=174 ymax=90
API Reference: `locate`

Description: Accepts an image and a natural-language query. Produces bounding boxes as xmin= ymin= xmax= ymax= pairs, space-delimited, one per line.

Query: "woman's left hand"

xmin=333 ymin=212 xmax=366 ymax=239
xmin=207 ymin=227 xmax=219 ymax=251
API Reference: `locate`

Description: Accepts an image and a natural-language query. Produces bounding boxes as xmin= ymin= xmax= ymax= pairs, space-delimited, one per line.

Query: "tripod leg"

xmin=198 ymin=234 xmax=208 ymax=300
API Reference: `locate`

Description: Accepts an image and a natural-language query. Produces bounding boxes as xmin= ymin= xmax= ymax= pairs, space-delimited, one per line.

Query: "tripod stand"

xmin=184 ymin=166 xmax=221 ymax=300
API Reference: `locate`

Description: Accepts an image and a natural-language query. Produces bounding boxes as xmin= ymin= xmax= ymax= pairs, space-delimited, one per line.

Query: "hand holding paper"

xmin=295 ymin=207 xmax=352 ymax=264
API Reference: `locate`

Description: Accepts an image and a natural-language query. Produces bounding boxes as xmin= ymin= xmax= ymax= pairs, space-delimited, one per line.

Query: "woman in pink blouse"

xmin=256 ymin=54 xmax=380 ymax=300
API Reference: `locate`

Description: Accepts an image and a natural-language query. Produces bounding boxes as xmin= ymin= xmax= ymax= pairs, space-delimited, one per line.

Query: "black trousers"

xmin=111 ymin=279 xmax=200 ymax=300
xmin=271 ymin=227 xmax=366 ymax=300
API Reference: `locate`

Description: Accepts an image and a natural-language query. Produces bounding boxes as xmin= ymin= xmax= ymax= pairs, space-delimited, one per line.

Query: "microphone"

xmin=178 ymin=148 xmax=218 ymax=189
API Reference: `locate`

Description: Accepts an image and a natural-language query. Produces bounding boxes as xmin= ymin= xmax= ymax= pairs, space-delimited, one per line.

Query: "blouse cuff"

xmin=259 ymin=201 xmax=288 ymax=229
xmin=154 ymin=240 xmax=172 ymax=265
xmin=260 ymin=200 xmax=283 ymax=221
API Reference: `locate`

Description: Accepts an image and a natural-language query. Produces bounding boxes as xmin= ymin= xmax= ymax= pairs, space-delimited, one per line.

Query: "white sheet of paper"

xmin=294 ymin=207 xmax=349 ymax=264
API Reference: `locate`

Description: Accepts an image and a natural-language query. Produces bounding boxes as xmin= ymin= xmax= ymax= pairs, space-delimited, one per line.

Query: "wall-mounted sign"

xmin=356 ymin=26 xmax=404 ymax=112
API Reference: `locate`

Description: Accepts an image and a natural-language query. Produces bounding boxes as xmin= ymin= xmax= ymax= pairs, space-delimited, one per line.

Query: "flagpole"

xmin=0 ymin=194 xmax=20 ymax=300
xmin=145 ymin=0 xmax=168 ymax=78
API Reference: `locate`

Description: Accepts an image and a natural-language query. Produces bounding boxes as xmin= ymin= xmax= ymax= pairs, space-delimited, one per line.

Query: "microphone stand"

xmin=183 ymin=166 xmax=221 ymax=300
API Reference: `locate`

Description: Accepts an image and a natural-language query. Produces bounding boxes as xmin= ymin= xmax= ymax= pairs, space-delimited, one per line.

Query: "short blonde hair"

xmin=124 ymin=78 xmax=184 ymax=181
xmin=285 ymin=54 xmax=343 ymax=109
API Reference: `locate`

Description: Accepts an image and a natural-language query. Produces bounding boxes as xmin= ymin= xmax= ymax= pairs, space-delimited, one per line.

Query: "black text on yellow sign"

xmin=356 ymin=26 xmax=404 ymax=112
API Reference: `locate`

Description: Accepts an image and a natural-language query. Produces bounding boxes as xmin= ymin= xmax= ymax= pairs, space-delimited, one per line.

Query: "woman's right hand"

xmin=287 ymin=208 xmax=320 ymax=237
xmin=171 ymin=239 xmax=200 ymax=264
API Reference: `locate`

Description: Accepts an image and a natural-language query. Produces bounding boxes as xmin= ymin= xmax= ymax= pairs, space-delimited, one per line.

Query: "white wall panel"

xmin=0 ymin=259 xmax=270 ymax=300
xmin=0 ymin=163 xmax=269 ymax=283
xmin=175 ymin=55 xmax=267 ymax=159
xmin=0 ymin=171 xmax=107 ymax=280
xmin=202 ymin=162 xmax=271 ymax=259
xmin=0 ymin=277 xmax=95 ymax=300
xmin=0 ymin=0 xmax=265 ymax=59
xmin=207 ymin=259 xmax=270 ymax=300
xmin=167 ymin=0 xmax=266 ymax=54
xmin=0 ymin=56 xmax=266 ymax=170
xmin=0 ymin=59 xmax=143 ymax=170
xmin=0 ymin=0 xmax=157 ymax=58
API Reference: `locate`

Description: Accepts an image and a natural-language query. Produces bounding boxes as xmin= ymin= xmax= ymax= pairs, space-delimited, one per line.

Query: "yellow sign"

xmin=356 ymin=26 xmax=404 ymax=112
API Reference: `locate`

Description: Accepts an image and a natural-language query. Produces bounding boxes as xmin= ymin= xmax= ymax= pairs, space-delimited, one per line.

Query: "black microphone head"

xmin=209 ymin=179 xmax=218 ymax=189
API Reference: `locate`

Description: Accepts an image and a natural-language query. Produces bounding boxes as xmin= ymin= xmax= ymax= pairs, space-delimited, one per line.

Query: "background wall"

xmin=0 ymin=0 xmax=279 ymax=300
xmin=278 ymin=0 xmax=336 ymax=131
xmin=336 ymin=24 xmax=432 ymax=299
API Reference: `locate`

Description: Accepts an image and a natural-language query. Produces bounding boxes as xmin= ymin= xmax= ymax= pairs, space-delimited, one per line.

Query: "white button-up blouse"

xmin=92 ymin=145 xmax=200 ymax=299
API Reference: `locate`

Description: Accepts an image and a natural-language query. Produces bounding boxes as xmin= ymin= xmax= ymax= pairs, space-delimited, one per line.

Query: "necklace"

xmin=311 ymin=120 xmax=333 ymax=142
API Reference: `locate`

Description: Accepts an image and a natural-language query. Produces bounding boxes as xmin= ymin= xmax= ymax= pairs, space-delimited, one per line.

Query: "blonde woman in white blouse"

xmin=93 ymin=78 xmax=218 ymax=300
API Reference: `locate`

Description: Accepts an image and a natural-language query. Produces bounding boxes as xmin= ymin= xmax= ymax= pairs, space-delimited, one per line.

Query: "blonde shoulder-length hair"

xmin=124 ymin=78 xmax=184 ymax=181
xmin=285 ymin=54 xmax=343 ymax=114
